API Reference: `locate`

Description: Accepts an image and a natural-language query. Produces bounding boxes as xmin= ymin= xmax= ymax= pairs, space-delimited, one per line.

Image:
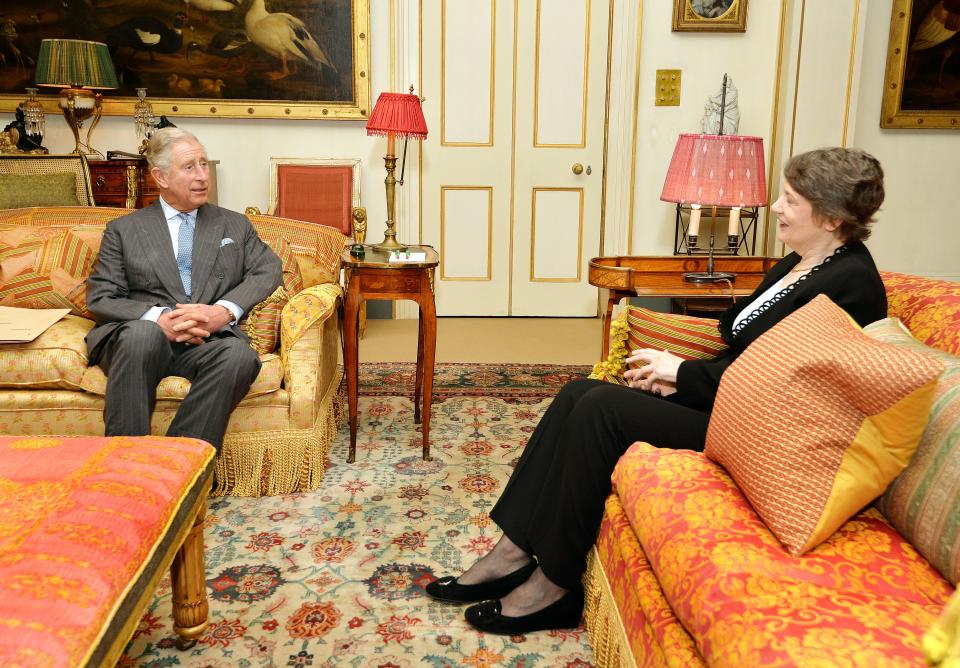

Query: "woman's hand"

xmin=623 ymin=349 xmax=683 ymax=396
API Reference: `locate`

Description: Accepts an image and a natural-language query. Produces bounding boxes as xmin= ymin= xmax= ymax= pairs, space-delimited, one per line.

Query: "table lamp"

xmin=660 ymin=133 xmax=766 ymax=282
xmin=365 ymin=87 xmax=428 ymax=252
xmin=34 ymin=39 xmax=119 ymax=157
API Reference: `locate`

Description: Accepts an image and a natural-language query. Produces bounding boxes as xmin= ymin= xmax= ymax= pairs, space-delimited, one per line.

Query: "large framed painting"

xmin=882 ymin=0 xmax=960 ymax=128
xmin=0 ymin=0 xmax=370 ymax=120
xmin=672 ymin=0 xmax=748 ymax=32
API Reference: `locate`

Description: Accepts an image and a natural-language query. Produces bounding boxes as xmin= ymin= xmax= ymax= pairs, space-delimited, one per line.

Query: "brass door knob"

xmin=572 ymin=163 xmax=584 ymax=175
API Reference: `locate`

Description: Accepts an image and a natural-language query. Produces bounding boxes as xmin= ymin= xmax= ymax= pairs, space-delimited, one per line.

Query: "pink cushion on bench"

xmin=0 ymin=435 xmax=214 ymax=667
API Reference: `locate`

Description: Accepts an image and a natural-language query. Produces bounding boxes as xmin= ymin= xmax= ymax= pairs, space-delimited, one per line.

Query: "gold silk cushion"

xmin=79 ymin=353 xmax=283 ymax=400
xmin=868 ymin=317 xmax=960 ymax=586
xmin=240 ymin=237 xmax=302 ymax=354
xmin=0 ymin=315 xmax=93 ymax=390
xmin=705 ymin=295 xmax=944 ymax=556
xmin=590 ymin=307 xmax=726 ymax=384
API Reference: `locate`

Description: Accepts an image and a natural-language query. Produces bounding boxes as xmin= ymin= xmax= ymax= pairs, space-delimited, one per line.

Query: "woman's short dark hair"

xmin=783 ymin=147 xmax=884 ymax=242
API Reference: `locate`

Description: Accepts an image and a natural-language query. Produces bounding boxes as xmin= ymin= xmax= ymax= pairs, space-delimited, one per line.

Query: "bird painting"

xmin=244 ymin=0 xmax=336 ymax=80
xmin=186 ymin=28 xmax=253 ymax=62
xmin=909 ymin=0 xmax=960 ymax=86
xmin=107 ymin=12 xmax=189 ymax=61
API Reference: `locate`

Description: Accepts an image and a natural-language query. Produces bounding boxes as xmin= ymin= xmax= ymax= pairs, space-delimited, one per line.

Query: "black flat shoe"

xmin=464 ymin=589 xmax=584 ymax=634
xmin=425 ymin=561 xmax=537 ymax=604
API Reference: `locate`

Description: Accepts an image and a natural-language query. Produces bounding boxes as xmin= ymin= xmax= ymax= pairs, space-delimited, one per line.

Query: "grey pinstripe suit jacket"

xmin=85 ymin=201 xmax=282 ymax=364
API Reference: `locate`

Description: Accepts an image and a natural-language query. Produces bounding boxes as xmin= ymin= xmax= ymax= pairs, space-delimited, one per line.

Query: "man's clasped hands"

xmin=157 ymin=304 xmax=234 ymax=345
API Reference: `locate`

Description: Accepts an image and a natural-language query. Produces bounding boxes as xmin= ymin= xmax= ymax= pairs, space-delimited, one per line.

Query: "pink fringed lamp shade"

xmin=660 ymin=134 xmax=767 ymax=207
xmin=366 ymin=92 xmax=428 ymax=140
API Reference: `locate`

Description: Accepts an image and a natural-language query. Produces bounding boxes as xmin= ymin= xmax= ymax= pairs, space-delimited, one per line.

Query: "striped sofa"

xmin=0 ymin=206 xmax=346 ymax=496
xmin=583 ymin=272 xmax=960 ymax=667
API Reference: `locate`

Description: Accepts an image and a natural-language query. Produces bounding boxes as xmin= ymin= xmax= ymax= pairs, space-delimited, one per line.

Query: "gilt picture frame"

xmin=881 ymin=0 xmax=960 ymax=129
xmin=0 ymin=0 xmax=370 ymax=120
xmin=672 ymin=0 xmax=748 ymax=33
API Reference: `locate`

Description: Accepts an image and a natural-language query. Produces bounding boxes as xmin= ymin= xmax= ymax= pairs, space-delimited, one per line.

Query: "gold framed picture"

xmin=0 ymin=0 xmax=371 ymax=121
xmin=881 ymin=0 xmax=960 ymax=129
xmin=672 ymin=0 xmax=748 ymax=33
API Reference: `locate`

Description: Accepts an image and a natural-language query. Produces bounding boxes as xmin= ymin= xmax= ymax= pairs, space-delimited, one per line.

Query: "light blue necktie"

xmin=176 ymin=212 xmax=194 ymax=300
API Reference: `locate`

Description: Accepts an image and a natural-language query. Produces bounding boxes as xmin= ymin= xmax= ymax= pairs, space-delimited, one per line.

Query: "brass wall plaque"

xmin=656 ymin=70 xmax=682 ymax=106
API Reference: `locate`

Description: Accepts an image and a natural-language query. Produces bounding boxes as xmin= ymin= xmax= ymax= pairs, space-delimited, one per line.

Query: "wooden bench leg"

xmin=171 ymin=502 xmax=209 ymax=650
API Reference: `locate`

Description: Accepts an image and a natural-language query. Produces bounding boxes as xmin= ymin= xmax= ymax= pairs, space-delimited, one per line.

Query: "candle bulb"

xmin=727 ymin=206 xmax=741 ymax=251
xmin=687 ymin=204 xmax=702 ymax=250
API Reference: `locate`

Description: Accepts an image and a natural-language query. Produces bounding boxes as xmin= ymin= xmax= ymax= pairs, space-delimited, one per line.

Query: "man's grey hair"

xmin=145 ymin=128 xmax=204 ymax=173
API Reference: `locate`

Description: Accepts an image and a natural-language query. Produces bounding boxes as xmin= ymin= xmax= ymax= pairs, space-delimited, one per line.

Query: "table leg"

xmin=414 ymin=309 xmax=425 ymax=424
xmin=420 ymin=294 xmax=437 ymax=461
xmin=344 ymin=280 xmax=362 ymax=463
xmin=171 ymin=499 xmax=209 ymax=649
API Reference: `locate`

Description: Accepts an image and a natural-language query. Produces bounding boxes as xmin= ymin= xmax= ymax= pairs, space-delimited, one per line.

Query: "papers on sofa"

xmin=388 ymin=251 xmax=427 ymax=263
xmin=0 ymin=307 xmax=70 ymax=343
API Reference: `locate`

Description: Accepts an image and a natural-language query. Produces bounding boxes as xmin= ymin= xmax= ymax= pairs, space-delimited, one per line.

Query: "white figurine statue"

xmin=701 ymin=75 xmax=740 ymax=135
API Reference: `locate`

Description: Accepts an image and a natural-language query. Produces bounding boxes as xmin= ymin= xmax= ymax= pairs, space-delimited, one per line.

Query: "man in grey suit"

xmin=86 ymin=128 xmax=282 ymax=451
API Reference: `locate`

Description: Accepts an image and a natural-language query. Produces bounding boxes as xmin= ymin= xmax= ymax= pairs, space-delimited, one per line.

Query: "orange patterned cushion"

xmin=0 ymin=435 xmax=214 ymax=667
xmin=0 ymin=315 xmax=93 ymax=390
xmin=613 ymin=443 xmax=953 ymax=666
xmin=868 ymin=318 xmax=960 ymax=586
xmin=706 ymin=295 xmax=944 ymax=555
xmin=882 ymin=271 xmax=960 ymax=356
xmin=0 ymin=230 xmax=96 ymax=317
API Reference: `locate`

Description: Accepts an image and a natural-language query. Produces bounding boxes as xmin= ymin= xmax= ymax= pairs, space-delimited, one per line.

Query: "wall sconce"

xmin=34 ymin=39 xmax=118 ymax=157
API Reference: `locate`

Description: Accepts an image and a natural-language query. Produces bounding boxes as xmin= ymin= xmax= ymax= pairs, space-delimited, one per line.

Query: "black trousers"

xmin=98 ymin=320 xmax=261 ymax=450
xmin=489 ymin=378 xmax=710 ymax=590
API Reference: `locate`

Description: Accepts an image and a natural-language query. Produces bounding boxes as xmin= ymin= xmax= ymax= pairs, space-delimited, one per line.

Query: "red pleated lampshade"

xmin=661 ymin=133 xmax=767 ymax=208
xmin=366 ymin=92 xmax=428 ymax=140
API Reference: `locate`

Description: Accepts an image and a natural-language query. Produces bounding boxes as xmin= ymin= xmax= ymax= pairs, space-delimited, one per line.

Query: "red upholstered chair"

xmin=266 ymin=158 xmax=366 ymax=242
xmin=247 ymin=158 xmax=367 ymax=335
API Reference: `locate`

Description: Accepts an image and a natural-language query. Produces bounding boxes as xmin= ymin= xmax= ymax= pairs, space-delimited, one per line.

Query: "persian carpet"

xmin=122 ymin=362 xmax=596 ymax=668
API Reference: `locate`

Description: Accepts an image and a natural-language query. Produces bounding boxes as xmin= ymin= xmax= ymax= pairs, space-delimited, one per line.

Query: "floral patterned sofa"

xmin=0 ymin=206 xmax=346 ymax=497
xmin=582 ymin=271 xmax=960 ymax=667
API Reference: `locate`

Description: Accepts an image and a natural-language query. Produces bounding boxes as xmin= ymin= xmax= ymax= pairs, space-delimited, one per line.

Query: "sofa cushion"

xmin=0 ymin=315 xmax=93 ymax=390
xmin=79 ymin=352 xmax=284 ymax=400
xmin=0 ymin=435 xmax=214 ymax=667
xmin=0 ymin=229 xmax=97 ymax=317
xmin=869 ymin=317 xmax=960 ymax=586
xmin=240 ymin=237 xmax=302 ymax=354
xmin=590 ymin=307 xmax=725 ymax=384
xmin=882 ymin=270 xmax=960 ymax=356
xmin=0 ymin=171 xmax=80 ymax=208
xmin=612 ymin=443 xmax=953 ymax=666
xmin=705 ymin=295 xmax=943 ymax=555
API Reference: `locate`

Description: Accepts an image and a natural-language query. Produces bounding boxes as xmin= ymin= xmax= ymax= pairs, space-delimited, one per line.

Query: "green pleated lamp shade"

xmin=35 ymin=39 xmax=119 ymax=90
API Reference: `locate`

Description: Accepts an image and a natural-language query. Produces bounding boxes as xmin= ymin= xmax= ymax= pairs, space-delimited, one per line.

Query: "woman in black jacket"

xmin=426 ymin=147 xmax=889 ymax=634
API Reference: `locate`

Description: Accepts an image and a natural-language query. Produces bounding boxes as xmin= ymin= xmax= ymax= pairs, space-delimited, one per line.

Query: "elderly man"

xmin=86 ymin=128 xmax=282 ymax=450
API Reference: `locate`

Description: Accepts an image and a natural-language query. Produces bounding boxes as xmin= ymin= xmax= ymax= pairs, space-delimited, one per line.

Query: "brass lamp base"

xmin=683 ymin=271 xmax=736 ymax=283
xmin=58 ymin=87 xmax=104 ymax=157
xmin=372 ymin=233 xmax=407 ymax=253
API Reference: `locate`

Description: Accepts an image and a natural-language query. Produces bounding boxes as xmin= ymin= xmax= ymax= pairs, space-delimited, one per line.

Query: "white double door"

xmin=420 ymin=0 xmax=608 ymax=316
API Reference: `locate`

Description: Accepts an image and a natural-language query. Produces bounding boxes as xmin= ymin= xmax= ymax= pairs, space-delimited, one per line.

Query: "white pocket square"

xmin=220 ymin=238 xmax=235 ymax=247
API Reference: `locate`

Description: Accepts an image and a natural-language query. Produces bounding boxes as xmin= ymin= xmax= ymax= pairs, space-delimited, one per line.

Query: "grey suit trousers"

xmin=97 ymin=320 xmax=261 ymax=450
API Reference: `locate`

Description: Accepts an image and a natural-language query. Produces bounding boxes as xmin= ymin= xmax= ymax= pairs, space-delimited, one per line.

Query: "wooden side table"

xmin=87 ymin=158 xmax=219 ymax=209
xmin=341 ymin=245 xmax=440 ymax=463
xmin=588 ymin=255 xmax=779 ymax=358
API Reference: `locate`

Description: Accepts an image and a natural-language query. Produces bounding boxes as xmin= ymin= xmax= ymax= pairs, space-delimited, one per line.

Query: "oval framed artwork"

xmin=673 ymin=0 xmax=749 ymax=33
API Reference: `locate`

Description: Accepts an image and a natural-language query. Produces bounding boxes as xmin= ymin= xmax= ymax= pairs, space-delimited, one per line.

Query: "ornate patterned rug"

xmin=123 ymin=363 xmax=595 ymax=668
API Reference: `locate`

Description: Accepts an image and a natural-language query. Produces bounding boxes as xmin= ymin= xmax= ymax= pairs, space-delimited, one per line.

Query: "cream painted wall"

xmin=624 ymin=0 xmax=784 ymax=257
xmin=854 ymin=0 xmax=960 ymax=279
xmin=26 ymin=4 xmax=397 ymax=237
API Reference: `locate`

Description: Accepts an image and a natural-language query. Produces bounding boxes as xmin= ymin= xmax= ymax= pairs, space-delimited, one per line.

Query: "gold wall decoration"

xmin=881 ymin=0 xmax=960 ymax=129
xmin=0 ymin=0 xmax=371 ymax=120
xmin=672 ymin=0 xmax=748 ymax=33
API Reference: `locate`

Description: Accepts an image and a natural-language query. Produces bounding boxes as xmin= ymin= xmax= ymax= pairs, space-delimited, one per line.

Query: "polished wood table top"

xmin=589 ymin=255 xmax=778 ymax=356
xmin=341 ymin=245 xmax=440 ymax=270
